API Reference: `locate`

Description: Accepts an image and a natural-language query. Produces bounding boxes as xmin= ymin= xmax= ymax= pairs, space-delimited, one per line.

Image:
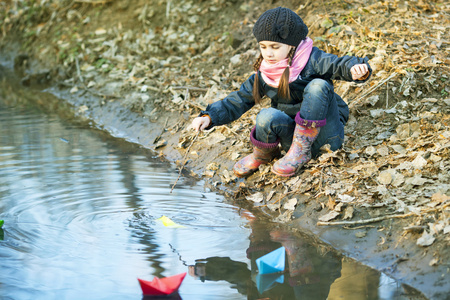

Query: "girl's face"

xmin=259 ymin=41 xmax=293 ymax=64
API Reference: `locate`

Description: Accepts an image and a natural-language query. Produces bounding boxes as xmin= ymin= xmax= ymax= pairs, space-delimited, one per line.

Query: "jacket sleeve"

xmin=200 ymin=74 xmax=256 ymax=128
xmin=309 ymin=48 xmax=372 ymax=83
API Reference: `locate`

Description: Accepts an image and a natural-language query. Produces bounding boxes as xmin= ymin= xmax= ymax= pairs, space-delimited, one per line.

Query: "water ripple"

xmin=0 ymin=97 xmax=251 ymax=299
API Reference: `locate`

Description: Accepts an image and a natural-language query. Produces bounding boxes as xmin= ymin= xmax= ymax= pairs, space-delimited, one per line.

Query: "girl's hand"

xmin=191 ymin=116 xmax=211 ymax=132
xmin=351 ymin=64 xmax=370 ymax=80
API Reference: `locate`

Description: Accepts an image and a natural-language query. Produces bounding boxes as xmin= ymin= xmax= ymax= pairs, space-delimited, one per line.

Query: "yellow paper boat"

xmin=157 ymin=216 xmax=185 ymax=228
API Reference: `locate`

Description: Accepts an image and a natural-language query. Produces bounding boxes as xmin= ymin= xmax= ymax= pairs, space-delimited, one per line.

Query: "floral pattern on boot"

xmin=271 ymin=125 xmax=320 ymax=177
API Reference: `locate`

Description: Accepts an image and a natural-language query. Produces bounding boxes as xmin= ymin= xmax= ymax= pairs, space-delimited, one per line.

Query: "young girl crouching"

xmin=191 ymin=7 xmax=371 ymax=178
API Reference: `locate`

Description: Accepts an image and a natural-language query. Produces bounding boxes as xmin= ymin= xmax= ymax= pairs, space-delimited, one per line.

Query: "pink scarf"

xmin=259 ymin=37 xmax=313 ymax=87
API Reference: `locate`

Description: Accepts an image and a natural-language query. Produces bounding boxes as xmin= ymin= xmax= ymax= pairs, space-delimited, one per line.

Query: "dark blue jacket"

xmin=201 ymin=47 xmax=372 ymax=128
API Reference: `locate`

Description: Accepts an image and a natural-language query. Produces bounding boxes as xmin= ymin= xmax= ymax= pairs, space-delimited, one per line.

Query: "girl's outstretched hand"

xmin=351 ymin=64 xmax=370 ymax=80
xmin=191 ymin=116 xmax=211 ymax=132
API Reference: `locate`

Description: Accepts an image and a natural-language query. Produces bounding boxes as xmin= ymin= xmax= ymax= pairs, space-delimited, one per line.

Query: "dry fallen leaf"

xmin=365 ymin=146 xmax=377 ymax=156
xmin=405 ymin=175 xmax=429 ymax=186
xmin=378 ymin=170 xmax=393 ymax=185
xmin=429 ymin=257 xmax=439 ymax=266
xmin=338 ymin=194 xmax=355 ymax=203
xmin=431 ymin=192 xmax=450 ymax=203
xmin=318 ymin=210 xmax=340 ymax=222
xmin=283 ymin=198 xmax=298 ymax=211
xmin=203 ymin=170 xmax=215 ymax=177
xmin=411 ymin=155 xmax=427 ymax=170
xmin=377 ymin=145 xmax=389 ymax=156
xmin=246 ymin=192 xmax=264 ymax=203
xmin=416 ymin=230 xmax=435 ymax=247
xmin=154 ymin=139 xmax=167 ymax=149
xmin=206 ymin=163 xmax=220 ymax=171
xmin=335 ymin=202 xmax=344 ymax=212
xmin=231 ymin=152 xmax=240 ymax=160
xmin=343 ymin=206 xmax=354 ymax=220
xmin=221 ymin=169 xmax=235 ymax=184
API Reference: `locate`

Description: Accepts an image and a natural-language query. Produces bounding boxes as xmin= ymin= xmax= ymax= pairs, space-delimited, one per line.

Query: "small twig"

xmin=185 ymin=100 xmax=205 ymax=111
xmin=75 ymin=57 xmax=84 ymax=84
xmin=223 ymin=126 xmax=239 ymax=136
xmin=317 ymin=212 xmax=415 ymax=226
xmin=318 ymin=202 xmax=450 ymax=226
xmin=386 ymin=82 xmax=389 ymax=109
xmin=170 ymin=131 xmax=200 ymax=193
xmin=343 ymin=225 xmax=376 ymax=230
xmin=349 ymin=72 xmax=397 ymax=109
xmin=171 ymin=86 xmax=209 ymax=92
xmin=153 ymin=116 xmax=169 ymax=144
xmin=74 ymin=0 xmax=112 ymax=3
xmin=56 ymin=80 xmax=119 ymax=99
xmin=166 ymin=0 xmax=171 ymax=19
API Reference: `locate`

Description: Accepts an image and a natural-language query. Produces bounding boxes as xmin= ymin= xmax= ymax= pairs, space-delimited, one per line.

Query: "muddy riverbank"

xmin=1 ymin=0 xmax=449 ymax=299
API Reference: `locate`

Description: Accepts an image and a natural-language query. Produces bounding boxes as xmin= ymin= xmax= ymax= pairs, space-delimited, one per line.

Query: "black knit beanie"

xmin=252 ymin=7 xmax=308 ymax=47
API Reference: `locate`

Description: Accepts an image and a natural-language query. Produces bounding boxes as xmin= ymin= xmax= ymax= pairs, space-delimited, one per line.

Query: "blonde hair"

xmin=253 ymin=47 xmax=296 ymax=104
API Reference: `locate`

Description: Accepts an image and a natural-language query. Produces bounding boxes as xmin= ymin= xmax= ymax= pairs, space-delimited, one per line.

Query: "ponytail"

xmin=253 ymin=47 xmax=296 ymax=103
xmin=252 ymin=54 xmax=264 ymax=104
xmin=277 ymin=47 xmax=296 ymax=101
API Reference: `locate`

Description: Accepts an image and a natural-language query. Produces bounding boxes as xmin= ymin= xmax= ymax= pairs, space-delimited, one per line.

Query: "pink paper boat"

xmin=138 ymin=272 xmax=186 ymax=296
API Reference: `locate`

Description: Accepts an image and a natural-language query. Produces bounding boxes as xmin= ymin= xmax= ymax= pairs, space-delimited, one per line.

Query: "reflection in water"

xmin=188 ymin=217 xmax=426 ymax=300
xmin=188 ymin=217 xmax=342 ymax=299
xmin=0 ymin=90 xmax=250 ymax=300
xmin=0 ymin=75 xmax=426 ymax=300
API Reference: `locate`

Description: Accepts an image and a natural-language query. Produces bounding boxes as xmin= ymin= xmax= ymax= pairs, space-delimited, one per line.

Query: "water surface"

xmin=0 ymin=80 xmax=426 ymax=300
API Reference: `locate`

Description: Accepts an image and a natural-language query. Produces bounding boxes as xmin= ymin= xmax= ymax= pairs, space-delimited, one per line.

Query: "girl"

xmin=191 ymin=7 xmax=371 ymax=178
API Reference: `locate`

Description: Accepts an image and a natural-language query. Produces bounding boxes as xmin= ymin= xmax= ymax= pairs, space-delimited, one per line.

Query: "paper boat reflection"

xmin=256 ymin=247 xmax=285 ymax=274
xmin=138 ymin=272 xmax=186 ymax=296
xmin=255 ymin=272 xmax=284 ymax=293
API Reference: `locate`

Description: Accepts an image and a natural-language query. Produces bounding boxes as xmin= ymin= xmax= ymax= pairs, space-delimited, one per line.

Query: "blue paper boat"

xmin=255 ymin=273 xmax=284 ymax=293
xmin=256 ymin=247 xmax=285 ymax=274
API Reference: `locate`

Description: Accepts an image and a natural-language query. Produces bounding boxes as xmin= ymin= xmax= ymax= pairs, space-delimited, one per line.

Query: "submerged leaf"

xmin=355 ymin=231 xmax=367 ymax=238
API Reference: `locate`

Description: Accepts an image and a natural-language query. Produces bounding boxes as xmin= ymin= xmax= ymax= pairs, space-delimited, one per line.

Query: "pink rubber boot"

xmin=271 ymin=114 xmax=324 ymax=177
xmin=233 ymin=128 xmax=280 ymax=177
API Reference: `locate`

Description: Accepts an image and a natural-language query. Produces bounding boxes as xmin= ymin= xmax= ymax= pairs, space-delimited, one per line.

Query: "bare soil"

xmin=1 ymin=0 xmax=449 ymax=299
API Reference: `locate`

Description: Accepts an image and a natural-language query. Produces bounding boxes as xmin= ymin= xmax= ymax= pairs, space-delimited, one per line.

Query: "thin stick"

xmin=317 ymin=212 xmax=415 ymax=226
xmin=171 ymin=86 xmax=208 ymax=92
xmin=386 ymin=82 xmax=389 ymax=109
xmin=317 ymin=202 xmax=449 ymax=226
xmin=74 ymin=0 xmax=112 ymax=3
xmin=349 ymin=72 xmax=397 ymax=109
xmin=75 ymin=57 xmax=84 ymax=84
xmin=170 ymin=131 xmax=200 ymax=193
xmin=153 ymin=116 xmax=169 ymax=144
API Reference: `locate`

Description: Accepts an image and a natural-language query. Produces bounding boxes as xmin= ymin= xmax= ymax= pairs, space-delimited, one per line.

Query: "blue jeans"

xmin=254 ymin=79 xmax=345 ymax=157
